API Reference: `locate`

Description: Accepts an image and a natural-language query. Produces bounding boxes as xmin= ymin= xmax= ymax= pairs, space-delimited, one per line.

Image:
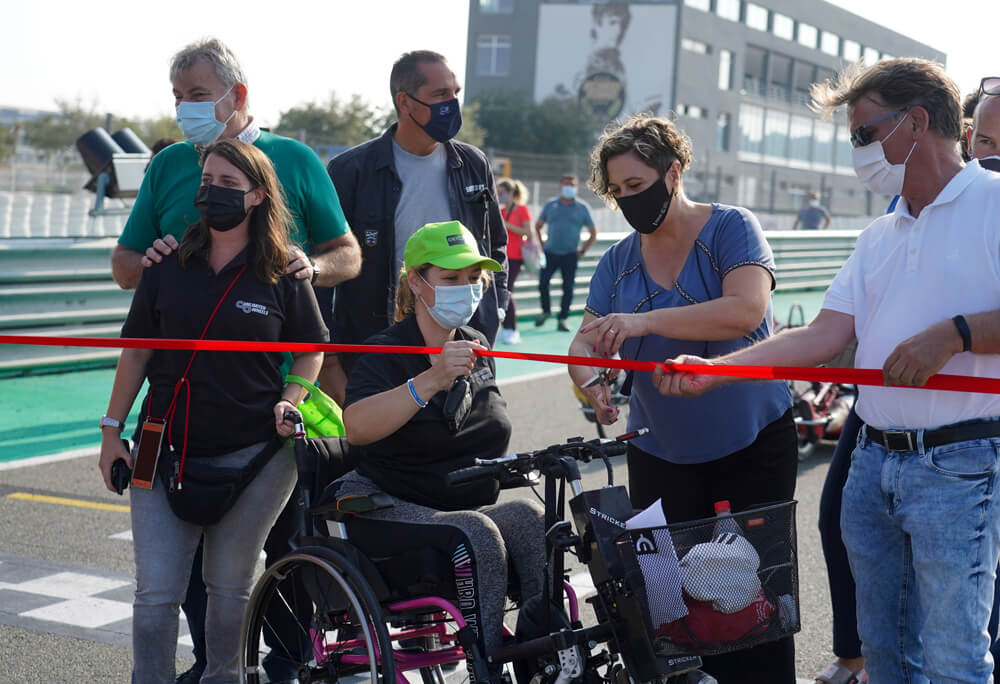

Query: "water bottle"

xmin=712 ymin=500 xmax=742 ymax=537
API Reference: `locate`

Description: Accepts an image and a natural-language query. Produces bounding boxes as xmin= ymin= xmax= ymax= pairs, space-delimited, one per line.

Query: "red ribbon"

xmin=2 ymin=333 xmax=999 ymax=395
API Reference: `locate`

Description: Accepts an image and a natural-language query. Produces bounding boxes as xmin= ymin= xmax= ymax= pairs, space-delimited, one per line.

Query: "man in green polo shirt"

xmin=111 ymin=38 xmax=360 ymax=294
xmin=109 ymin=37 xmax=360 ymax=684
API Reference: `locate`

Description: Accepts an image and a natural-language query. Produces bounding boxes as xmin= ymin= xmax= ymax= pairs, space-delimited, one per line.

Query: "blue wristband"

xmin=407 ymin=378 xmax=428 ymax=408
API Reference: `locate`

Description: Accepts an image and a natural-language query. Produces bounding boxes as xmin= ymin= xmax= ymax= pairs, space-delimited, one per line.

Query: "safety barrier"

xmin=0 ymin=229 xmax=859 ymax=377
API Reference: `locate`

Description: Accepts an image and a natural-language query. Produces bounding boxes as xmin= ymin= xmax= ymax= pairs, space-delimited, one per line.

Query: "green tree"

xmin=22 ymin=98 xmax=104 ymax=158
xmin=471 ymin=89 xmax=600 ymax=155
xmin=275 ymin=93 xmax=384 ymax=147
xmin=0 ymin=123 xmax=15 ymax=161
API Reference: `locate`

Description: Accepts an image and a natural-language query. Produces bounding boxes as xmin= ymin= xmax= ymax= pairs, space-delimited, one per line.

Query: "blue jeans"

xmin=842 ymin=423 xmax=1000 ymax=683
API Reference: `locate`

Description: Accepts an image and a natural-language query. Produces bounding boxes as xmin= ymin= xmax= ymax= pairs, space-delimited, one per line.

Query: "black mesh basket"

xmin=615 ymin=500 xmax=799 ymax=657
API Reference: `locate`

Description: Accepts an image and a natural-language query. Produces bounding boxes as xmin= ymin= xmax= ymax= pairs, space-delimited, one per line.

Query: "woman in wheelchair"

xmin=335 ymin=220 xmax=547 ymax=682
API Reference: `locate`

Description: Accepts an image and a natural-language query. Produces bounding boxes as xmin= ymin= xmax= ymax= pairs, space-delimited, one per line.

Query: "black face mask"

xmin=194 ymin=184 xmax=252 ymax=232
xmin=616 ymin=177 xmax=674 ymax=234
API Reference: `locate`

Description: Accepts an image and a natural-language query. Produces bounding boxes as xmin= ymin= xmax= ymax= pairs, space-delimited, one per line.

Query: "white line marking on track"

xmin=22 ymin=596 xmax=133 ymax=628
xmin=0 ymin=446 xmax=96 ymax=471
xmin=12 ymin=571 xmax=129 ymax=599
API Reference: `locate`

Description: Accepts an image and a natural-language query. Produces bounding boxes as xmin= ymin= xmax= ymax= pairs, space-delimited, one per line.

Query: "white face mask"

xmin=419 ymin=274 xmax=483 ymax=329
xmin=176 ymin=85 xmax=236 ymax=146
xmin=851 ymin=112 xmax=917 ymax=197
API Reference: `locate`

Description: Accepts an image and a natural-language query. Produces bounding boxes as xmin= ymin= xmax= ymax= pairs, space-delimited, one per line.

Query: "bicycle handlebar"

xmin=445 ymin=429 xmax=647 ymax=487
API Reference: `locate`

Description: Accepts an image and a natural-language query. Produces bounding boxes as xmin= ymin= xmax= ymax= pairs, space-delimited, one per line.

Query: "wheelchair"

xmin=239 ymin=415 xmax=742 ymax=683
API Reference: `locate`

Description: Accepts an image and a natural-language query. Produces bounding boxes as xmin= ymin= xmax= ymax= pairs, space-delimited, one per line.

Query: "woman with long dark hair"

xmin=99 ymin=139 xmax=328 ymax=683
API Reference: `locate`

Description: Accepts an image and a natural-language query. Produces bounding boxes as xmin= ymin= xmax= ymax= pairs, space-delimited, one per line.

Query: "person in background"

xmin=534 ymin=174 xmax=597 ymax=332
xmin=792 ymin=190 xmax=831 ymax=230
xmin=326 ymin=50 xmax=508 ymax=405
xmin=568 ymin=113 xmax=797 ymax=683
xmin=109 ymin=38 xmax=361 ymax=684
xmin=99 ymin=139 xmax=327 ymax=683
xmin=496 ymin=178 xmax=536 ymax=345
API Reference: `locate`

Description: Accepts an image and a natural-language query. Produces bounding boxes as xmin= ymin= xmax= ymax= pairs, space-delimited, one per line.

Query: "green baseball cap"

xmin=403 ymin=220 xmax=502 ymax=272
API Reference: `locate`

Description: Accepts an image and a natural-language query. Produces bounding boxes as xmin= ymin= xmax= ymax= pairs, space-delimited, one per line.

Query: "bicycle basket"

xmin=616 ymin=500 xmax=799 ymax=658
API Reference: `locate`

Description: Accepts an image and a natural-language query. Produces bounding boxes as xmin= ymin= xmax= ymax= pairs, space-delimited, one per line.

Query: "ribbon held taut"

xmin=1 ymin=334 xmax=999 ymax=395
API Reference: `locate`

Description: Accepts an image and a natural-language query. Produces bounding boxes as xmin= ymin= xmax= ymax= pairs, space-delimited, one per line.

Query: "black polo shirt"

xmin=122 ymin=250 xmax=328 ymax=456
xmin=344 ymin=316 xmax=511 ymax=511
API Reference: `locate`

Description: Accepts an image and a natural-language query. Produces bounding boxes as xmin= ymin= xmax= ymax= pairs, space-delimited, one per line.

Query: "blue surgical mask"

xmin=408 ymin=95 xmax=462 ymax=143
xmin=419 ymin=274 xmax=482 ymax=329
xmin=561 ymin=185 xmax=577 ymax=200
xmin=176 ymin=85 xmax=237 ymax=146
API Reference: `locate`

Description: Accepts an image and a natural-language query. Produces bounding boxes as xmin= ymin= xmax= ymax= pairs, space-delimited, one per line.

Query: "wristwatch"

xmin=309 ymin=258 xmax=320 ymax=285
xmin=99 ymin=415 xmax=124 ymax=431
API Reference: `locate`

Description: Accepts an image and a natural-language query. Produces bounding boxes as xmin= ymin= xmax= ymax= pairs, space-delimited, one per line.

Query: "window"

xmin=797 ymin=22 xmax=818 ymax=48
xmin=717 ymin=112 xmax=732 ymax=151
xmin=684 ymin=0 xmax=711 ymax=10
xmin=476 ymin=35 xmax=511 ymax=76
xmin=716 ymin=0 xmax=740 ymax=22
xmin=813 ymin=120 xmax=834 ymax=168
xmin=769 ymin=54 xmax=791 ymax=101
xmin=764 ymin=110 xmax=789 ymax=159
xmin=863 ymin=46 xmax=880 ymax=65
xmin=682 ymin=38 xmax=710 ymax=54
xmin=788 ymin=115 xmax=813 ymax=162
xmin=843 ymin=39 xmax=861 ymax=62
xmin=745 ymin=3 xmax=768 ymax=31
xmin=820 ymin=31 xmax=840 ymax=57
xmin=719 ymin=49 xmax=733 ymax=90
xmin=677 ymin=104 xmax=708 ymax=119
xmin=835 ymin=124 xmax=853 ymax=172
xmin=772 ymin=13 xmax=794 ymax=40
xmin=739 ymin=104 xmax=765 ymax=155
xmin=793 ymin=61 xmax=816 ymax=105
xmin=743 ymin=45 xmax=766 ymax=95
xmin=479 ymin=0 xmax=513 ymax=12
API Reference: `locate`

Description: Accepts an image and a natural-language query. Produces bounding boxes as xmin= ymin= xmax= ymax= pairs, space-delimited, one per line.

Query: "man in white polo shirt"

xmin=652 ymin=58 xmax=1000 ymax=682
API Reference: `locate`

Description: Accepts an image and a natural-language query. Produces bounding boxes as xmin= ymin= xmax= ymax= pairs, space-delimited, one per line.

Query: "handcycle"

xmin=240 ymin=412 xmax=799 ymax=683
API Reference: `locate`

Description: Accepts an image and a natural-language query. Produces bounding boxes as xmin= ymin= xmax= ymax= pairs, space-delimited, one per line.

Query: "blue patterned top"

xmin=585 ymin=204 xmax=792 ymax=464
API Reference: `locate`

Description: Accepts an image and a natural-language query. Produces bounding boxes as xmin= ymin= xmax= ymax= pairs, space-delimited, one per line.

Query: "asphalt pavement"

xmin=0 ymin=367 xmax=836 ymax=683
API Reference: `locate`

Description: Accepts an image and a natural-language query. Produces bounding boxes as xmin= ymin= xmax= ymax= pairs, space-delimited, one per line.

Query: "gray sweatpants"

xmin=130 ymin=441 xmax=296 ymax=684
xmin=335 ymin=472 xmax=546 ymax=661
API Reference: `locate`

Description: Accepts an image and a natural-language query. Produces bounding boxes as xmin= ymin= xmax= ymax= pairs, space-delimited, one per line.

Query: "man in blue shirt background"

xmin=534 ymin=174 xmax=597 ymax=331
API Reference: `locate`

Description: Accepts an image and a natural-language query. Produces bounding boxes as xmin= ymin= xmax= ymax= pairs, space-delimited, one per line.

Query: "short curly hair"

xmin=589 ymin=114 xmax=693 ymax=207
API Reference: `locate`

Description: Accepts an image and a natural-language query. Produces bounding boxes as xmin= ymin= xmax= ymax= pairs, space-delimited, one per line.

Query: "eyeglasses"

xmin=850 ymin=108 xmax=907 ymax=147
xmin=980 ymin=77 xmax=1000 ymax=97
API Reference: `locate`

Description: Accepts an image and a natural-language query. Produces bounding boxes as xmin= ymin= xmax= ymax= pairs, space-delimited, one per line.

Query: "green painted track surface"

xmin=0 ymin=290 xmax=826 ymax=463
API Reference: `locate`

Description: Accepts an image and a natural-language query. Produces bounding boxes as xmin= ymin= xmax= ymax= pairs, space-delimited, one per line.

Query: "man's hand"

xmin=141 ymin=235 xmax=178 ymax=268
xmin=882 ymin=319 xmax=963 ymax=387
xmin=651 ymin=354 xmax=722 ymax=397
xmin=286 ymin=245 xmax=314 ymax=281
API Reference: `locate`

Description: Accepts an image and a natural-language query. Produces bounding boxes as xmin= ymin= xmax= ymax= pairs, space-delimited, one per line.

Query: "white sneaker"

xmin=498 ymin=328 xmax=513 ymax=344
xmin=507 ymin=329 xmax=521 ymax=344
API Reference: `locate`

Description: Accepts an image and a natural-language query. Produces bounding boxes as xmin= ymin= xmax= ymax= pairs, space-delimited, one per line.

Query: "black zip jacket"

xmin=327 ymin=125 xmax=508 ymax=369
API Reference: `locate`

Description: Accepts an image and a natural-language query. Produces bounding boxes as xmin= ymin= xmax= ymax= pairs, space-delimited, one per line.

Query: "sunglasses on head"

xmin=850 ymin=107 xmax=907 ymax=147
xmin=980 ymin=77 xmax=1000 ymax=97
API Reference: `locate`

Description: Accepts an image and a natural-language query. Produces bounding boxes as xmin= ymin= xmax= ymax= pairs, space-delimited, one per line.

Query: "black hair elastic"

xmin=953 ymin=315 xmax=972 ymax=352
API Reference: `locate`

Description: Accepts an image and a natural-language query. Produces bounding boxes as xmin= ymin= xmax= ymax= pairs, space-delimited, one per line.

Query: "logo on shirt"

xmin=470 ymin=366 xmax=493 ymax=384
xmin=364 ymin=229 xmax=378 ymax=247
xmin=465 ymin=183 xmax=486 ymax=194
xmin=235 ymin=300 xmax=269 ymax=316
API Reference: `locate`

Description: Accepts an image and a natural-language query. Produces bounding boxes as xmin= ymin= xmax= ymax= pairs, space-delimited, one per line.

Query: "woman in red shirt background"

xmin=497 ymin=178 xmax=537 ymax=345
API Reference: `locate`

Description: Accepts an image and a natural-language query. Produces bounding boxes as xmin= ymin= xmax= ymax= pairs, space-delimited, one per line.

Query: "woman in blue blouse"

xmin=568 ymin=114 xmax=796 ymax=683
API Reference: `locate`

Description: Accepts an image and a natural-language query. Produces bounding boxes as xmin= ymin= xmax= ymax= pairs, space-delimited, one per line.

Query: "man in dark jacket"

xmin=326 ymin=50 xmax=508 ymax=403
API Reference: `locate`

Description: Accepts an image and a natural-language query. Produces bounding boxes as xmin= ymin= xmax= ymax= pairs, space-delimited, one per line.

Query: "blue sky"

xmin=1 ymin=0 xmax=990 ymax=127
